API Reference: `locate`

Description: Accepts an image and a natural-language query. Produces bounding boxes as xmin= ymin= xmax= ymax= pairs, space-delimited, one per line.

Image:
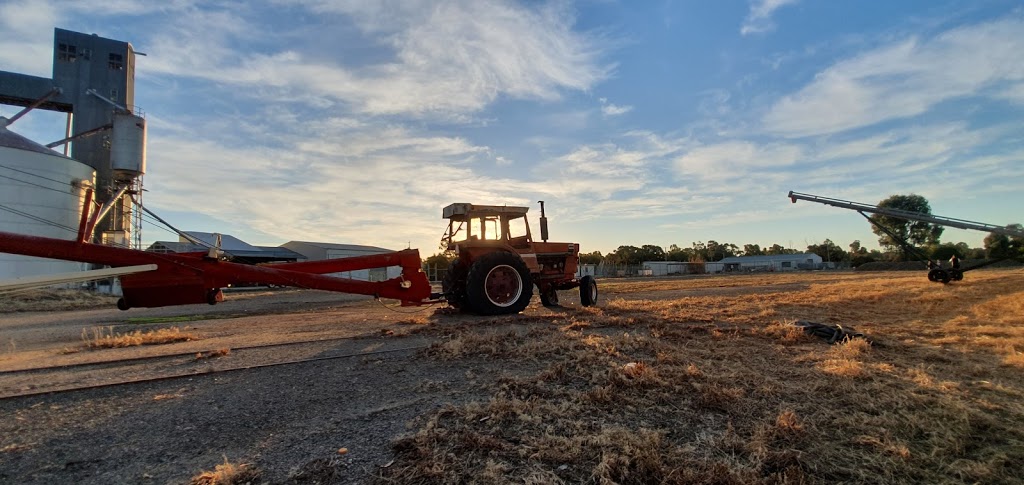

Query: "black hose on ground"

xmin=793 ymin=320 xmax=871 ymax=344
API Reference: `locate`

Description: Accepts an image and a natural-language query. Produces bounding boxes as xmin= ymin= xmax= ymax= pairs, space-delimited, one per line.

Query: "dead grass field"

xmin=0 ymin=288 xmax=118 ymax=312
xmin=381 ymin=269 xmax=1024 ymax=484
xmin=82 ymin=326 xmax=197 ymax=348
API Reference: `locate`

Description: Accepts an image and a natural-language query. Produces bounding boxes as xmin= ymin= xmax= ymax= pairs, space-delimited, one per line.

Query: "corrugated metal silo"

xmin=0 ymin=118 xmax=96 ymax=279
xmin=110 ymin=112 xmax=146 ymax=179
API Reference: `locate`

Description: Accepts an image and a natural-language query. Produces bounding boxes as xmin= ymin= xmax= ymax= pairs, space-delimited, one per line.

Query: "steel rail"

xmin=0 ymin=332 xmax=409 ymax=376
xmin=0 ymin=343 xmax=429 ymax=401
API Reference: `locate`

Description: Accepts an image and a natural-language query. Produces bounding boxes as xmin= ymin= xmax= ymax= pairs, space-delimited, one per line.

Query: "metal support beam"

xmin=4 ymin=87 xmax=62 ymax=126
xmin=0 ymin=264 xmax=157 ymax=293
xmin=46 ymin=123 xmax=112 ymax=148
xmin=788 ymin=191 xmax=1024 ymax=238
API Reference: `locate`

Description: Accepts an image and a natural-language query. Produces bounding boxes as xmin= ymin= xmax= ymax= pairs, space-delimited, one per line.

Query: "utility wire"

xmin=0 ymin=172 xmax=93 ymax=201
xmin=0 ymin=203 xmax=79 ymax=234
xmin=0 ymin=163 xmax=83 ymax=187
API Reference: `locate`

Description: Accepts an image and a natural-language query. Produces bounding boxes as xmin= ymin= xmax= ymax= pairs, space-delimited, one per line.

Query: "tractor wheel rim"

xmin=589 ymin=283 xmax=598 ymax=301
xmin=485 ymin=264 xmax=522 ymax=307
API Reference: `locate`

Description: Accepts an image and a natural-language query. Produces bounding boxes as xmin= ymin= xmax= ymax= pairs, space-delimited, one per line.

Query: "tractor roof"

xmin=442 ymin=203 xmax=530 ymax=219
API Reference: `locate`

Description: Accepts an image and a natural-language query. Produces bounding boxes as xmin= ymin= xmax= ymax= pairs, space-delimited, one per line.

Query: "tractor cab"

xmin=440 ymin=203 xmax=533 ymax=251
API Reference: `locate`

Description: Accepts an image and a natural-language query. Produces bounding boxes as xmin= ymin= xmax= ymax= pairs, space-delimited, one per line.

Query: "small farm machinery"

xmin=0 ymin=192 xmax=596 ymax=314
xmin=438 ymin=202 xmax=598 ymax=315
xmin=788 ymin=191 xmax=1024 ymax=283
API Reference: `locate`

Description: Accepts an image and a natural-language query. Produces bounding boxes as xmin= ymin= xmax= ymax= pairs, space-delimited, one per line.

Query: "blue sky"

xmin=2 ymin=0 xmax=1023 ymax=255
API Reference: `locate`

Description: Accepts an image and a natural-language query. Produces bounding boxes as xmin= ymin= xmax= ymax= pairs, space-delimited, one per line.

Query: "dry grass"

xmin=82 ymin=326 xmax=197 ymax=348
xmin=381 ymin=268 xmax=1024 ymax=484
xmin=189 ymin=457 xmax=260 ymax=485
xmin=195 ymin=348 xmax=231 ymax=360
xmin=0 ymin=288 xmax=118 ymax=312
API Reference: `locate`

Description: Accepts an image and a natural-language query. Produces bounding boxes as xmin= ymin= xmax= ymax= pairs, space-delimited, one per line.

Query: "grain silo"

xmin=0 ymin=117 xmax=96 ymax=278
xmin=0 ymin=28 xmax=146 ymax=282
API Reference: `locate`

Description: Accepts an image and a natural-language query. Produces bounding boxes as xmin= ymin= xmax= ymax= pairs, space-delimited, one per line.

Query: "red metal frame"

xmin=0 ymin=230 xmax=433 ymax=309
xmin=1 ymin=189 xmax=436 ymax=311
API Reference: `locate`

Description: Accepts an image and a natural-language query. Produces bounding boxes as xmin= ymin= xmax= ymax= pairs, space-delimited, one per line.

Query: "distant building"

xmin=281 ymin=241 xmax=400 ymax=282
xmin=640 ymin=261 xmax=725 ymax=276
xmin=146 ymin=232 xmax=302 ymax=265
xmin=718 ymin=253 xmax=823 ymax=272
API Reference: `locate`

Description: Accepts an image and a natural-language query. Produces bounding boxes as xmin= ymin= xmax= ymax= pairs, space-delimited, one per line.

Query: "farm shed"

xmin=718 ymin=253 xmax=823 ymax=272
xmin=640 ymin=261 xmax=725 ymax=275
xmin=282 ymin=241 xmax=401 ymax=281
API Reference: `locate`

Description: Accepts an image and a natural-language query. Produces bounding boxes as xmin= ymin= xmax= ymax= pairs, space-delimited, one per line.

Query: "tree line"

xmin=425 ymin=194 xmax=1023 ymax=267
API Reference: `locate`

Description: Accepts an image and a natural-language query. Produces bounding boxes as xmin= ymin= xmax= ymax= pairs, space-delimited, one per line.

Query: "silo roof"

xmin=0 ymin=118 xmax=72 ymax=158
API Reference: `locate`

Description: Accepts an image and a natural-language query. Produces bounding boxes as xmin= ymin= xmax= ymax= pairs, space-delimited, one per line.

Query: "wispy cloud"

xmin=740 ymin=0 xmax=798 ymax=36
xmin=0 ymin=0 xmax=60 ymax=75
xmin=763 ymin=17 xmax=1024 ymax=137
xmin=599 ymin=97 xmax=632 ymax=116
xmin=138 ymin=0 xmax=611 ymax=118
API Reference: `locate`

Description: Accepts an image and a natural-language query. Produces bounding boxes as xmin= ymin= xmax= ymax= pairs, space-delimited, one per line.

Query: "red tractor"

xmin=439 ymin=201 xmax=598 ymax=315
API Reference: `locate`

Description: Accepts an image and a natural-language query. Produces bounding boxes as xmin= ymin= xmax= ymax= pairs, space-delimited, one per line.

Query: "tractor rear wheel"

xmin=579 ymin=275 xmax=598 ymax=306
xmin=466 ymin=252 xmax=532 ymax=315
xmin=442 ymin=259 xmax=468 ymax=309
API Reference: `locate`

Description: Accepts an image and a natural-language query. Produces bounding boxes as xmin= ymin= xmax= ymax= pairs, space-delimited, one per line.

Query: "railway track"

xmin=0 ymin=335 xmax=433 ymax=400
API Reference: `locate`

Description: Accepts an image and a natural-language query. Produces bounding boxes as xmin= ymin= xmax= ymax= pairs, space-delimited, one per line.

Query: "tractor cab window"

xmin=447 ymin=216 xmax=502 ymax=242
xmin=508 ymin=215 xmax=529 ymax=239
xmin=473 ymin=216 xmax=501 ymax=240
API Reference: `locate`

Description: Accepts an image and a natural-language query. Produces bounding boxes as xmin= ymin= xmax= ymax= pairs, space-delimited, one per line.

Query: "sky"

xmin=1 ymin=0 xmax=1023 ymax=256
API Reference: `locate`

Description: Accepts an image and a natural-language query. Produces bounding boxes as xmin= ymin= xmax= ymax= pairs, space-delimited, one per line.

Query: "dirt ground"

xmin=0 ymin=286 xmax=580 ymax=484
xmin=0 ymin=270 xmax=1022 ymax=484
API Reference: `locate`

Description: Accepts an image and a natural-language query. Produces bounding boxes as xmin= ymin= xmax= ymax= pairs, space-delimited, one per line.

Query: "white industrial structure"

xmin=282 ymin=241 xmax=401 ymax=282
xmin=640 ymin=261 xmax=725 ymax=276
xmin=718 ymin=253 xmax=823 ymax=272
xmin=0 ymin=118 xmax=95 ymax=279
xmin=0 ymin=28 xmax=147 ymax=285
xmin=639 ymin=253 xmax=825 ymax=276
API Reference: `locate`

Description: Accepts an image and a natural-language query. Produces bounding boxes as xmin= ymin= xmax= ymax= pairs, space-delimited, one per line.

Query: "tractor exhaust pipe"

xmin=538 ymin=200 xmax=549 ymax=242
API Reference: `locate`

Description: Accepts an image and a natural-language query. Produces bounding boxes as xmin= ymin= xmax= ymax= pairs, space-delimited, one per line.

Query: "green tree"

xmin=579 ymin=251 xmax=604 ymax=265
xmin=983 ymin=223 xmax=1023 ymax=259
xmin=869 ymin=194 xmax=944 ymax=260
xmin=423 ymin=252 xmax=455 ymax=268
xmin=848 ymin=240 xmax=866 ymax=256
xmin=807 ymin=239 xmax=848 ymax=263
xmin=666 ymin=244 xmax=691 ymax=261
xmin=638 ymin=244 xmax=666 ymax=262
xmin=706 ymin=240 xmax=736 ymax=261
xmin=929 ymin=242 xmax=962 ymax=261
xmin=608 ymin=245 xmax=642 ymax=265
xmin=742 ymin=244 xmax=763 ymax=257
xmin=766 ymin=243 xmax=795 ymax=255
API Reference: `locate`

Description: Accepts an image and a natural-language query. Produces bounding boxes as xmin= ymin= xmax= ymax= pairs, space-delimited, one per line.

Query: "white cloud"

xmin=741 ymin=0 xmax=798 ymax=36
xmin=995 ymin=82 xmax=1024 ymax=104
xmin=601 ymin=103 xmax=632 ymax=116
xmin=0 ymin=0 xmax=59 ymax=75
xmin=763 ymin=17 xmax=1024 ymax=137
xmin=139 ymin=0 xmax=610 ymax=117
xmin=675 ymin=140 xmax=803 ymax=179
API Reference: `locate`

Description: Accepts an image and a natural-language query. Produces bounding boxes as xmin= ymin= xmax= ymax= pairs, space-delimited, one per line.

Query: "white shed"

xmin=281 ymin=241 xmax=401 ymax=281
xmin=717 ymin=253 xmax=823 ymax=272
xmin=641 ymin=261 xmax=725 ymax=275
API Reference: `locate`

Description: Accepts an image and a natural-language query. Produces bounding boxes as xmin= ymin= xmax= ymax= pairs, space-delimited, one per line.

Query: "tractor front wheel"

xmin=466 ymin=252 xmax=532 ymax=315
xmin=540 ymin=285 xmax=559 ymax=307
xmin=579 ymin=275 xmax=598 ymax=307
